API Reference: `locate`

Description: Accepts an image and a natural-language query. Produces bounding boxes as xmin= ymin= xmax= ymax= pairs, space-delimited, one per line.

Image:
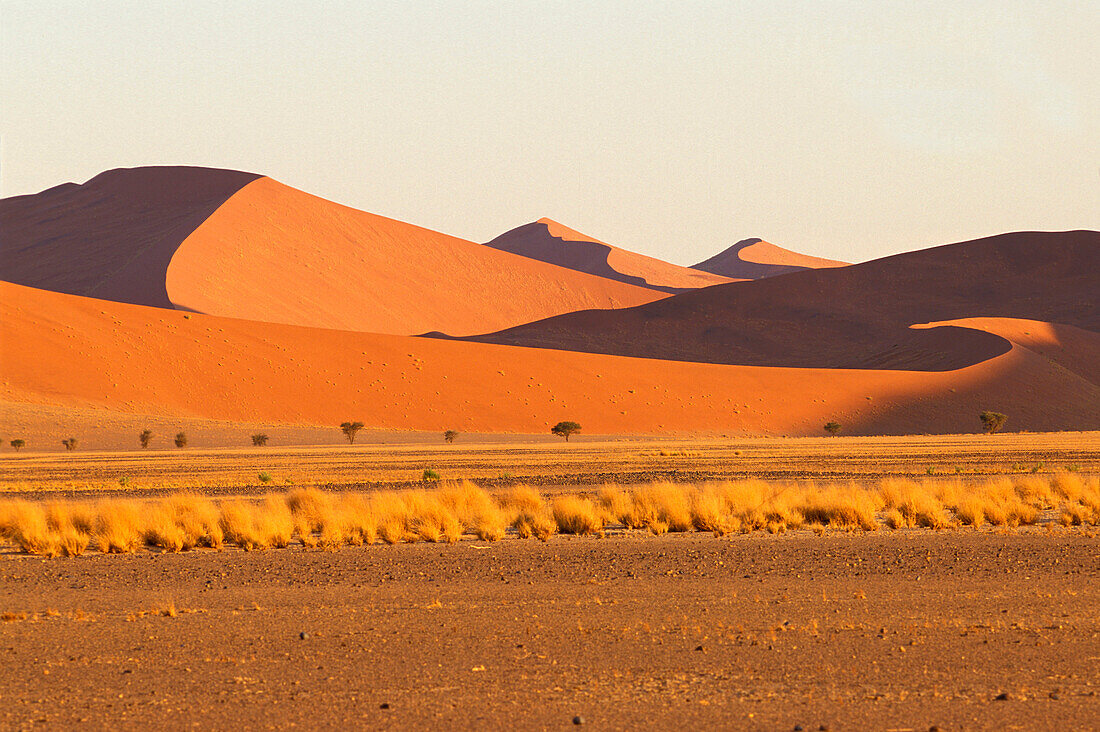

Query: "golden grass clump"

xmin=332 ymin=493 xmax=377 ymax=547
xmin=800 ymin=485 xmax=878 ymax=531
xmin=878 ymin=479 xmax=951 ymax=529
xmin=597 ymin=484 xmax=634 ymax=526
xmin=629 ymin=482 xmax=694 ymax=534
xmin=95 ymin=500 xmax=144 ymax=553
xmin=438 ymin=481 xmax=507 ymax=541
xmin=371 ymin=492 xmax=409 ymax=544
xmin=219 ymin=497 xmax=294 ymax=551
xmin=501 ymin=485 xmax=556 ymax=541
xmin=404 ymin=491 xmax=462 ymax=543
xmin=689 ymin=486 xmax=739 ymax=536
xmin=286 ymin=487 xmax=335 ymax=547
xmin=551 ymin=495 xmax=605 ymax=535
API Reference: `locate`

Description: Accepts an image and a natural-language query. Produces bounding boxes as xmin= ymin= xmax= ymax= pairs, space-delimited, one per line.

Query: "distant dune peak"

xmin=693 ymin=238 xmax=848 ymax=279
xmin=487 ymin=219 xmax=734 ymax=293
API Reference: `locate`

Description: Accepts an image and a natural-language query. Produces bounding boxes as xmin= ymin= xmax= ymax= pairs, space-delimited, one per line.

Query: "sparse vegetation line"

xmin=0 ymin=474 xmax=1095 ymax=558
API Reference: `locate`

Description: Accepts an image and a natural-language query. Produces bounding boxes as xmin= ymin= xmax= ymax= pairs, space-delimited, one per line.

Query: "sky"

xmin=2 ymin=0 xmax=1097 ymax=265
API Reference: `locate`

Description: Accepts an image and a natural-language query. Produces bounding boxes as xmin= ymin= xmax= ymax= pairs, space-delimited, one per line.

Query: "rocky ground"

xmin=1 ymin=529 xmax=1097 ymax=730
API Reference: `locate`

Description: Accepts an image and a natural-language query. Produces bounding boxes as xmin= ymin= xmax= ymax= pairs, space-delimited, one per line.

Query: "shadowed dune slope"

xmin=461 ymin=231 xmax=1100 ymax=372
xmin=167 ymin=179 xmax=663 ymax=335
xmin=486 ymin=218 xmax=735 ymax=293
xmin=0 ymin=166 xmax=260 ymax=308
xmin=3 ymin=282 xmax=1098 ymax=436
xmin=693 ymin=238 xmax=849 ymax=279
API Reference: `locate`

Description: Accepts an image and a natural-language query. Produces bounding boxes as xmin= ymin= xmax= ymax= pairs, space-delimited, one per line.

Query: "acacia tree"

xmin=551 ymin=421 xmax=582 ymax=442
xmin=443 ymin=430 xmax=458 ymax=444
xmin=139 ymin=429 xmax=154 ymax=449
xmin=340 ymin=421 xmax=365 ymax=444
xmin=251 ymin=433 xmax=269 ymax=447
xmin=10 ymin=439 xmax=25 ymax=451
xmin=824 ymin=421 xmax=841 ymax=436
xmin=979 ymin=411 xmax=1007 ymax=434
xmin=62 ymin=438 xmax=78 ymax=451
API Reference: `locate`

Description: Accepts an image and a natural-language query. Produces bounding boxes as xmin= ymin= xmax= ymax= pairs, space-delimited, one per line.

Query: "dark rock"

xmin=573 ymin=716 xmax=585 ymax=725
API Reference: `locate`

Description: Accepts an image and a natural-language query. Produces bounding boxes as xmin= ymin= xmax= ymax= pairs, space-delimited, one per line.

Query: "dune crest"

xmin=465 ymin=230 xmax=1100 ymax=373
xmin=693 ymin=238 xmax=848 ymax=279
xmin=486 ymin=218 xmax=735 ymax=293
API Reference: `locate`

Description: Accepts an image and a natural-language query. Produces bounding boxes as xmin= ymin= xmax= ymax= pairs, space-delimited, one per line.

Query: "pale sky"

xmin=2 ymin=0 xmax=1097 ymax=264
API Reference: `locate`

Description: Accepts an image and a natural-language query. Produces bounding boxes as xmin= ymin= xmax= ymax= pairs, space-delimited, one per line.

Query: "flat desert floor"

xmin=1 ymin=531 xmax=1098 ymax=730
xmin=3 ymin=432 xmax=1098 ymax=497
xmin=1 ymin=433 xmax=1098 ymax=730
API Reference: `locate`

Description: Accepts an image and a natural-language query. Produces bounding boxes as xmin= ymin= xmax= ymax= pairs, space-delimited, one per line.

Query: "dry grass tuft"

xmin=552 ymin=496 xmax=604 ymax=535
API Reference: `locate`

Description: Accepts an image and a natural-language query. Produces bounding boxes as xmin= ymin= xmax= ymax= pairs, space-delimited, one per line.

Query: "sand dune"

xmin=465 ymin=230 xmax=1100 ymax=372
xmin=0 ymin=166 xmax=259 ymax=308
xmin=486 ymin=218 xmax=735 ymax=293
xmin=1 ymin=167 xmax=664 ymax=336
xmin=693 ymin=237 xmax=848 ymax=279
xmin=3 ymin=281 xmax=1097 ymax=439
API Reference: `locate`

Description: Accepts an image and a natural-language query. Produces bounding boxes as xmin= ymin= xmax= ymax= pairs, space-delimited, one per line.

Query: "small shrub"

xmin=824 ymin=421 xmax=841 ymax=436
xmin=118 ymin=476 xmax=130 ymax=487
xmin=551 ymin=421 xmax=581 ymax=442
xmin=422 ymin=469 xmax=441 ymax=481
xmin=61 ymin=438 xmax=77 ymax=451
xmin=174 ymin=432 xmax=188 ymax=449
xmin=251 ymin=433 xmax=269 ymax=447
xmin=139 ymin=429 xmax=153 ymax=449
xmin=258 ymin=472 xmax=272 ymax=484
xmin=443 ymin=430 xmax=458 ymax=444
xmin=979 ymin=411 xmax=1007 ymax=434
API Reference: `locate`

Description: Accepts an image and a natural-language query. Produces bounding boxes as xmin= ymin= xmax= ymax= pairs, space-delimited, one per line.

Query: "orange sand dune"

xmin=693 ymin=238 xmax=848 ymax=279
xmin=167 ymin=179 xmax=663 ymax=335
xmin=486 ymin=219 xmax=736 ymax=293
xmin=1 ymin=167 xmax=663 ymax=337
xmin=3 ymin=282 xmax=1097 ymax=437
xmin=468 ymin=231 xmax=1100 ymax=372
xmin=0 ymin=166 xmax=259 ymax=307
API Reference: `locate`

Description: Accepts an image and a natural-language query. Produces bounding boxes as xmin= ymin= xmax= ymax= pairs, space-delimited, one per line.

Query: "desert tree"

xmin=443 ymin=430 xmax=458 ymax=444
xmin=340 ymin=421 xmax=365 ymax=444
xmin=10 ymin=439 xmax=25 ymax=451
xmin=979 ymin=411 xmax=1007 ymax=434
xmin=251 ymin=433 xmax=269 ymax=447
xmin=139 ymin=429 xmax=154 ymax=449
xmin=824 ymin=421 xmax=841 ymax=436
xmin=174 ymin=432 xmax=188 ymax=449
xmin=62 ymin=438 xmax=78 ymax=451
xmin=551 ymin=421 xmax=582 ymax=442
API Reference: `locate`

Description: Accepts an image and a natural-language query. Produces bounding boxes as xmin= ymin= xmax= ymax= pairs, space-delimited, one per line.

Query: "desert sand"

xmin=486 ymin=218 xmax=735 ymax=293
xmin=693 ymin=237 xmax=848 ymax=279
xmin=4 ymin=280 xmax=1099 ymax=439
xmin=468 ymin=230 xmax=1100 ymax=372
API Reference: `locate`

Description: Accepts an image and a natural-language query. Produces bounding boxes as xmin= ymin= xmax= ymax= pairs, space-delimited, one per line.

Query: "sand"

xmin=166 ymin=179 xmax=664 ymax=335
xmin=486 ymin=218 xmax=735 ymax=293
xmin=692 ymin=237 xmax=848 ymax=279
xmin=1 ymin=531 xmax=1097 ymax=729
xmin=3 ymin=281 xmax=1099 ymax=438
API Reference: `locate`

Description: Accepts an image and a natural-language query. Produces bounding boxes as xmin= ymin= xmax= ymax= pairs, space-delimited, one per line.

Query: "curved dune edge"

xmin=488 ymin=218 xmax=735 ymax=292
xmin=164 ymin=178 xmax=663 ymax=336
xmin=911 ymin=318 xmax=1100 ymax=386
xmin=737 ymin=240 xmax=848 ymax=269
xmin=0 ymin=166 xmax=261 ymax=309
xmin=3 ymin=282 xmax=1098 ymax=437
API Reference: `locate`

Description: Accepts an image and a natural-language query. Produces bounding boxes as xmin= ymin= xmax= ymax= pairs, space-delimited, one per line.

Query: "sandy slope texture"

xmin=466 ymin=230 xmax=1100 ymax=372
xmin=486 ymin=218 xmax=735 ymax=293
xmin=2 ymin=281 xmax=1098 ymax=437
xmin=693 ymin=237 xmax=848 ymax=279
xmin=0 ymin=166 xmax=260 ymax=308
xmin=166 ymin=179 xmax=664 ymax=335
